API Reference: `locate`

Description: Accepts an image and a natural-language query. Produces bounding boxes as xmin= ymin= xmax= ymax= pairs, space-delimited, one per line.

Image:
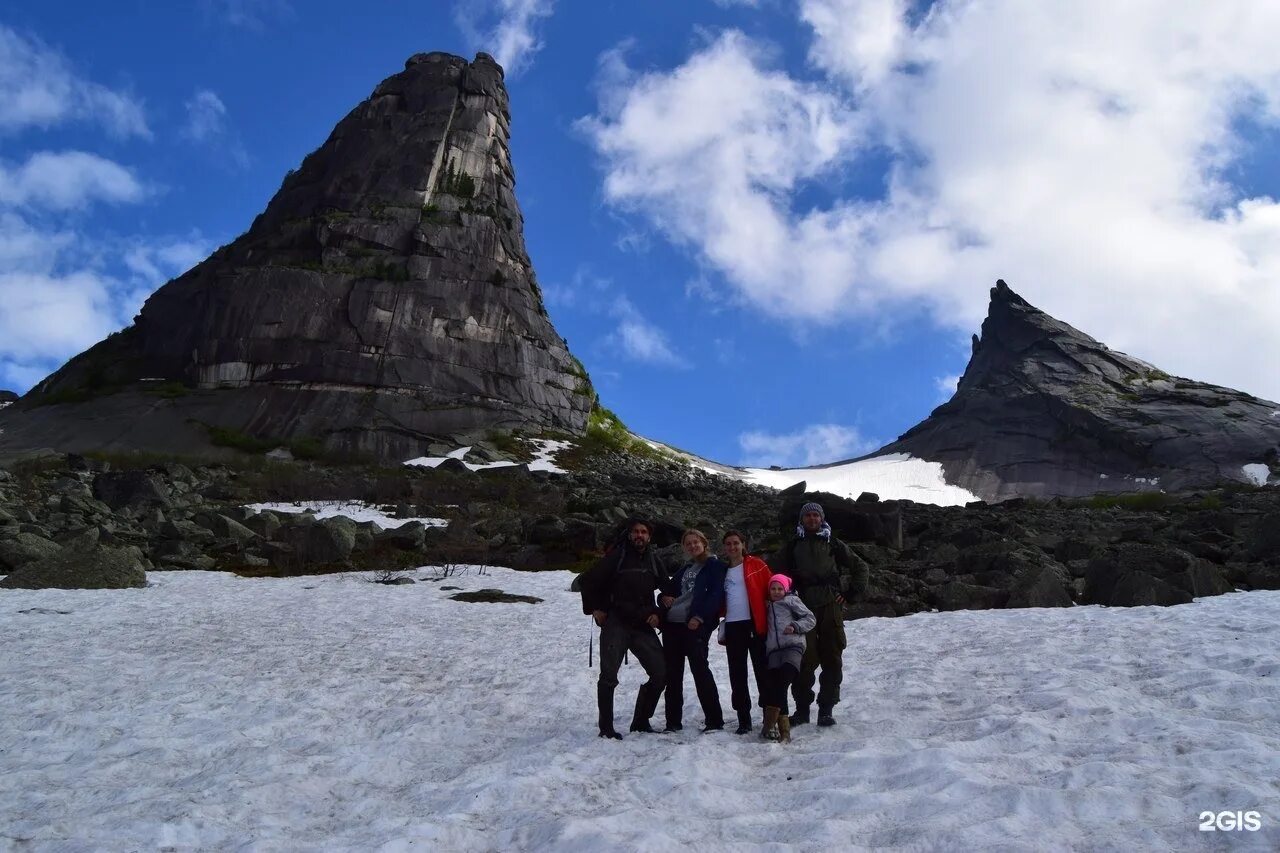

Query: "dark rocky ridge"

xmin=2 ymin=450 xmax=1276 ymax=612
xmin=0 ymin=52 xmax=591 ymax=462
xmin=875 ymin=280 xmax=1280 ymax=501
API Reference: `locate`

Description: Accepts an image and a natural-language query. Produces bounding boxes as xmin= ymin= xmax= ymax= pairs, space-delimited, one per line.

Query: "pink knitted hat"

xmin=769 ymin=573 xmax=792 ymax=592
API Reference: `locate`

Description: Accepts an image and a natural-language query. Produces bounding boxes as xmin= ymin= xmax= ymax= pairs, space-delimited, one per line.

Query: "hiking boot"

xmin=663 ymin=722 xmax=683 ymax=733
xmin=778 ymin=715 xmax=791 ymax=743
xmin=817 ymin=704 xmax=836 ymax=727
xmin=598 ymin=727 xmax=622 ymax=740
xmin=629 ymin=721 xmax=656 ymax=733
xmin=735 ymin=711 xmax=753 ymax=735
xmin=790 ymin=705 xmax=811 ymax=726
xmin=702 ymin=720 xmax=725 ymax=733
xmin=761 ymin=706 xmax=781 ymax=741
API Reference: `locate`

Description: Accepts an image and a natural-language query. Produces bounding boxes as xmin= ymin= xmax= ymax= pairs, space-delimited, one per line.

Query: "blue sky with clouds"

xmin=5 ymin=1 xmax=1280 ymax=467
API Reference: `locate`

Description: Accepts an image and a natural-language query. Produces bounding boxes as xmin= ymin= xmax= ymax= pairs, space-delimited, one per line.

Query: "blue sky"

xmin=4 ymin=1 xmax=1280 ymax=467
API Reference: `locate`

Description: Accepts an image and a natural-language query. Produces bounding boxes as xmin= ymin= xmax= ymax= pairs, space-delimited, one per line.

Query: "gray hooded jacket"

xmin=764 ymin=593 xmax=817 ymax=670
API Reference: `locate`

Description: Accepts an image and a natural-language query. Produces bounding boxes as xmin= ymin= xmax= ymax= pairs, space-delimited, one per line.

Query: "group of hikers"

xmin=579 ymin=502 xmax=870 ymax=742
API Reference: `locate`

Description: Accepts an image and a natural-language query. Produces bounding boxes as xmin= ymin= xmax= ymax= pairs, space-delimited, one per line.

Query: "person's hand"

xmin=783 ymin=624 xmax=796 ymax=634
xmin=593 ymin=610 xmax=607 ymax=627
xmin=646 ymin=613 xmax=660 ymax=629
xmin=688 ymin=617 xmax=702 ymax=631
xmin=835 ymin=593 xmax=845 ymax=605
xmin=660 ymin=595 xmax=675 ymax=608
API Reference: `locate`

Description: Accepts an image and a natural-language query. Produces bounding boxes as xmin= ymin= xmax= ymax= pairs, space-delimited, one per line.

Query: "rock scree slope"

xmin=0 ymin=52 xmax=592 ymax=462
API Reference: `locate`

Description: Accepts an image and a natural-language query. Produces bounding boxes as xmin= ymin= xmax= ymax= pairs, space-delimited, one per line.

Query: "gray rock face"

xmin=877 ymin=280 xmax=1280 ymax=500
xmin=0 ymin=52 xmax=592 ymax=462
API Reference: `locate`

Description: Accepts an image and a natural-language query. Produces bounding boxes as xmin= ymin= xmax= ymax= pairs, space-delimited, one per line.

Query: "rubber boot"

xmin=630 ymin=683 xmax=660 ymax=733
xmin=778 ymin=715 xmax=791 ymax=743
xmin=598 ymin=684 xmax=622 ymax=739
xmin=761 ymin=706 xmax=781 ymax=741
xmin=735 ymin=710 xmax=753 ymax=735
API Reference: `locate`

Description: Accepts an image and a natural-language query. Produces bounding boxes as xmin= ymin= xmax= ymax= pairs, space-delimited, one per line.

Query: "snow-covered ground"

xmin=243 ymin=500 xmax=447 ymax=529
xmin=1 ymin=569 xmax=1276 ymax=851
xmin=404 ymin=439 xmax=570 ymax=474
xmin=741 ymin=452 xmax=981 ymax=507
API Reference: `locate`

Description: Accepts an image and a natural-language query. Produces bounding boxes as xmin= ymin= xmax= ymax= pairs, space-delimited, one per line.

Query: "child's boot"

xmin=778 ymin=714 xmax=791 ymax=743
xmin=761 ymin=706 xmax=781 ymax=741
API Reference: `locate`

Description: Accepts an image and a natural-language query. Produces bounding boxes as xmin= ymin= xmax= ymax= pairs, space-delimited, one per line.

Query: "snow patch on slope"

xmin=244 ymin=500 xmax=447 ymax=529
xmin=742 ymin=453 xmax=980 ymax=507
xmin=404 ymin=439 xmax=569 ymax=474
xmin=1242 ymin=463 xmax=1271 ymax=487
xmin=0 ymin=570 xmax=1277 ymax=849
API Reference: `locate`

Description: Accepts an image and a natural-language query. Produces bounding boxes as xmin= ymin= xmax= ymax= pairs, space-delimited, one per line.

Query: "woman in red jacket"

xmin=720 ymin=530 xmax=771 ymax=734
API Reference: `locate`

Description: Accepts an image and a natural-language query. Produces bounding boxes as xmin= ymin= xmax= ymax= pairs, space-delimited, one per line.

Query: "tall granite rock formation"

xmin=0 ymin=52 xmax=592 ymax=461
xmin=877 ymin=281 xmax=1280 ymax=501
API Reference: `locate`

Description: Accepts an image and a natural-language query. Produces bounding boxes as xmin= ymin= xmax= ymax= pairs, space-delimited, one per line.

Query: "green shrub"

xmin=1087 ymin=492 xmax=1170 ymax=511
xmin=142 ymin=381 xmax=190 ymax=399
xmin=207 ymin=425 xmax=278 ymax=454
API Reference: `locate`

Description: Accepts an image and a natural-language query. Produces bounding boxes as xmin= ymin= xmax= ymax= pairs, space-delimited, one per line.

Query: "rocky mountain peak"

xmin=880 ymin=281 xmax=1280 ymax=500
xmin=0 ymin=52 xmax=594 ymax=462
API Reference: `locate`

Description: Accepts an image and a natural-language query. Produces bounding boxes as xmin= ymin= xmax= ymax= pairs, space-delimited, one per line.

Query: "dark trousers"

xmin=793 ymin=600 xmax=846 ymax=710
xmin=764 ymin=663 xmax=800 ymax=713
xmin=662 ymin=624 xmax=723 ymax=727
xmin=598 ymin=617 xmax=665 ymax=728
xmin=722 ymin=619 xmax=768 ymax=714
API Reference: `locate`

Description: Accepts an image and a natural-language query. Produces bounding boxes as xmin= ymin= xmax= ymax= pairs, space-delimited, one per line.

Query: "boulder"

xmin=282 ymin=516 xmax=357 ymax=564
xmin=0 ymin=533 xmax=62 ymax=571
xmin=0 ymin=538 xmax=146 ymax=589
xmin=92 ymin=471 xmax=170 ymax=510
xmin=377 ymin=521 xmax=427 ymax=551
xmin=1007 ymin=563 xmax=1073 ymax=608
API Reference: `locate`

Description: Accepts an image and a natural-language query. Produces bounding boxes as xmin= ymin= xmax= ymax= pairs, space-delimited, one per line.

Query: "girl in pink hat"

xmin=761 ymin=573 xmax=816 ymax=742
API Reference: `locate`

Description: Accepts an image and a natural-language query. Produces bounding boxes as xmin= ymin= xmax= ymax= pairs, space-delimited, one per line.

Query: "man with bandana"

xmin=768 ymin=501 xmax=868 ymax=727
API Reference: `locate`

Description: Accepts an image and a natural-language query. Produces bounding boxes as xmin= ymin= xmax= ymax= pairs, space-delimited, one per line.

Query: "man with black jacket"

xmin=579 ymin=519 xmax=667 ymax=739
xmin=769 ymin=501 xmax=869 ymax=727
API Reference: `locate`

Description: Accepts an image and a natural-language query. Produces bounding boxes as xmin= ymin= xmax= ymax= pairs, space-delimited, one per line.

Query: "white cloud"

xmin=0 ymin=25 xmax=148 ymax=138
xmin=0 ymin=151 xmax=145 ymax=210
xmin=616 ymin=318 xmax=684 ymax=367
xmin=183 ymin=90 xmax=227 ymax=142
xmin=453 ymin=0 xmax=555 ymax=78
xmin=0 ymin=212 xmax=211 ymax=392
xmin=182 ymin=90 xmax=250 ymax=169
xmin=934 ymin=373 xmax=959 ymax=402
xmin=202 ymin=0 xmax=294 ymax=30
xmin=800 ymin=0 xmax=906 ymax=91
xmin=739 ymin=423 xmax=878 ymax=467
xmin=546 ymin=265 xmax=689 ymax=367
xmin=582 ymin=3 xmax=1280 ymax=402
xmin=579 ymin=32 xmax=864 ymax=320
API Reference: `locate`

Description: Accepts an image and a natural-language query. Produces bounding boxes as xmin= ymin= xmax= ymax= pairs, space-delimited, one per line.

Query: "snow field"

xmin=741 ymin=453 xmax=981 ymax=507
xmin=1 ymin=569 xmax=1277 ymax=851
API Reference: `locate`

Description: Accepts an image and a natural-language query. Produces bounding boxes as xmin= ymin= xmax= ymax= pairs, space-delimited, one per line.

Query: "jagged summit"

xmin=877 ymin=280 xmax=1280 ymax=500
xmin=0 ymin=52 xmax=593 ymax=461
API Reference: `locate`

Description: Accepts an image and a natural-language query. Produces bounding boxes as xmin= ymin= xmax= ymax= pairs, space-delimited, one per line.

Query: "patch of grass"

xmin=142 ymin=381 xmax=190 ymax=399
xmin=207 ymin=425 xmax=278 ymax=454
xmin=1195 ymin=494 xmax=1224 ymax=511
xmin=437 ymin=160 xmax=476 ymax=198
xmin=1087 ymin=492 xmax=1171 ymax=511
xmin=370 ymin=260 xmax=410 ymax=282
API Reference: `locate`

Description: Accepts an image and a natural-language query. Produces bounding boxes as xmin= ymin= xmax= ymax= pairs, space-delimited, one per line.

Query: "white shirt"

xmin=724 ymin=562 xmax=750 ymax=622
